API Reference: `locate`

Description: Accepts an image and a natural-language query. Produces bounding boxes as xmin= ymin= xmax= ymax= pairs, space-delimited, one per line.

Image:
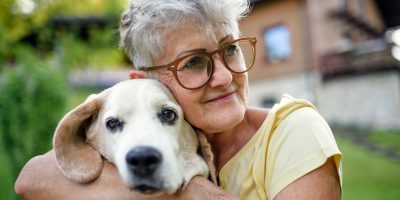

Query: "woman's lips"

xmin=206 ymin=91 xmax=235 ymax=103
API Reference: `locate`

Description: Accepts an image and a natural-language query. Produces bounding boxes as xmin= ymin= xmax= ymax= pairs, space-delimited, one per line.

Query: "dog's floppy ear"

xmin=197 ymin=131 xmax=217 ymax=185
xmin=53 ymin=94 xmax=103 ymax=183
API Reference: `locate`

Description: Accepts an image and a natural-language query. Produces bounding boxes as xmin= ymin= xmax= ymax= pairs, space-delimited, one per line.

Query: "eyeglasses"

xmin=139 ymin=37 xmax=257 ymax=90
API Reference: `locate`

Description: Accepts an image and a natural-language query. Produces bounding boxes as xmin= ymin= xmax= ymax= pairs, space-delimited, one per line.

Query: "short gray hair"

xmin=119 ymin=0 xmax=250 ymax=69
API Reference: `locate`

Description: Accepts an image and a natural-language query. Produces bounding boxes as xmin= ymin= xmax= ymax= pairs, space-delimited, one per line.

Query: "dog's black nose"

xmin=126 ymin=146 xmax=162 ymax=177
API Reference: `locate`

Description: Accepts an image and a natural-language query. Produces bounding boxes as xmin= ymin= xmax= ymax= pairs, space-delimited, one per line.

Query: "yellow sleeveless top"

xmin=218 ymin=95 xmax=342 ymax=199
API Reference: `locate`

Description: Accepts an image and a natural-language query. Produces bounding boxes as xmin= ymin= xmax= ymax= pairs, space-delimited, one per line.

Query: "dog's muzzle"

xmin=126 ymin=146 xmax=162 ymax=177
xmin=126 ymin=146 xmax=163 ymax=193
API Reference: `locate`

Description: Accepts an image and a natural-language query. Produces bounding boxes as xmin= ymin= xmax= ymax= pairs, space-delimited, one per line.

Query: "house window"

xmin=263 ymin=24 xmax=291 ymax=64
xmin=261 ymin=97 xmax=277 ymax=108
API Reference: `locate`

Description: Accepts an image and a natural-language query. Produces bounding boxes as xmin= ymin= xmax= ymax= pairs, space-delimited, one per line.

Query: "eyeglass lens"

xmin=176 ymin=39 xmax=255 ymax=89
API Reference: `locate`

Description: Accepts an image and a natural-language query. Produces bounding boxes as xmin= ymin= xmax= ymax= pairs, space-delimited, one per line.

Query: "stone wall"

xmin=317 ymin=71 xmax=400 ymax=130
xmin=248 ymin=71 xmax=400 ymax=130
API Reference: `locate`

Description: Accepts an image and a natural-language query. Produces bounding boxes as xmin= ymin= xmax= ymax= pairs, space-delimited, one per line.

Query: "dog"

xmin=53 ymin=79 xmax=216 ymax=195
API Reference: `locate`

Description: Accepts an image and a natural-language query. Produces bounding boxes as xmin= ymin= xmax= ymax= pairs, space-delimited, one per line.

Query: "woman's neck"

xmin=205 ymin=107 xmax=269 ymax=172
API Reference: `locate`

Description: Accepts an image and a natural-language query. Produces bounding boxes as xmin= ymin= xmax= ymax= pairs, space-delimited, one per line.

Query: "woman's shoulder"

xmin=245 ymin=107 xmax=269 ymax=129
xmin=248 ymin=95 xmax=332 ymax=145
xmin=275 ymin=96 xmax=329 ymax=134
xmin=269 ymin=96 xmax=339 ymax=155
xmin=246 ymin=95 xmax=320 ymax=132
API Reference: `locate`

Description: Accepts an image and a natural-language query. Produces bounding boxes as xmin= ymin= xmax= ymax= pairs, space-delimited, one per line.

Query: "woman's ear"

xmin=53 ymin=95 xmax=104 ymax=183
xmin=129 ymin=70 xmax=147 ymax=79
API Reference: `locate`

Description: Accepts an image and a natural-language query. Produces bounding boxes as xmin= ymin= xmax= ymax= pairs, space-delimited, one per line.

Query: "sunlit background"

xmin=0 ymin=0 xmax=399 ymax=199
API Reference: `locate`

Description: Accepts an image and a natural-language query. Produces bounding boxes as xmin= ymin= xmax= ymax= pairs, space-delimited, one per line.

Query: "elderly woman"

xmin=15 ymin=0 xmax=342 ymax=199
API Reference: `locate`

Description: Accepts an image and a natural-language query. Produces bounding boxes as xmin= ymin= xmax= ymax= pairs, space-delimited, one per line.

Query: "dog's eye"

xmin=159 ymin=108 xmax=177 ymax=125
xmin=106 ymin=117 xmax=123 ymax=132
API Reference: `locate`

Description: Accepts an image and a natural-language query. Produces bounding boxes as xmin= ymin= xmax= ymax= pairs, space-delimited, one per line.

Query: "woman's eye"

xmin=225 ymin=44 xmax=238 ymax=56
xmin=106 ymin=118 xmax=123 ymax=132
xmin=159 ymin=108 xmax=178 ymax=125
xmin=183 ymin=56 xmax=207 ymax=70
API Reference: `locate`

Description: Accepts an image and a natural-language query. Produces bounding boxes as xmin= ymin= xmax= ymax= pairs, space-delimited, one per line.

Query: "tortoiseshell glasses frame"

xmin=139 ymin=37 xmax=257 ymax=90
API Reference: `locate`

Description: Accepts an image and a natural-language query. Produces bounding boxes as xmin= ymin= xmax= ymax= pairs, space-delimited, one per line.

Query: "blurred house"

xmin=243 ymin=0 xmax=400 ymax=130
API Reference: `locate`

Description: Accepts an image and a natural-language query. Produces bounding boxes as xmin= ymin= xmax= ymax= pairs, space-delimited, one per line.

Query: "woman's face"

xmin=154 ymin=24 xmax=249 ymax=134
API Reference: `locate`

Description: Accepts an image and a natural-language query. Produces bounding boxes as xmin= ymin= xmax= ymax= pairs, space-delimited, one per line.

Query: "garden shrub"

xmin=0 ymin=46 xmax=68 ymax=180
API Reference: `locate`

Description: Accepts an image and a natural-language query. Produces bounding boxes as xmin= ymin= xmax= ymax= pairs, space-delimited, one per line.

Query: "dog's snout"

xmin=126 ymin=146 xmax=162 ymax=177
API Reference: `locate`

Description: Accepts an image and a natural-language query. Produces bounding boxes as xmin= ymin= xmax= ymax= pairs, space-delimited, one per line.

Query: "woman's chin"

xmin=202 ymin=103 xmax=246 ymax=133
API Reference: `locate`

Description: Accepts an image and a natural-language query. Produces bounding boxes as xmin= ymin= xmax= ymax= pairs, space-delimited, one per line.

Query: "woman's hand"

xmin=15 ymin=150 xmax=238 ymax=200
xmin=175 ymin=176 xmax=239 ymax=200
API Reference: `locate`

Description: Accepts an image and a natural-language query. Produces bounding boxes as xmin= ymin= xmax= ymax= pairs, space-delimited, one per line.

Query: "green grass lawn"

xmin=337 ymin=138 xmax=400 ymax=200
xmin=368 ymin=130 xmax=400 ymax=154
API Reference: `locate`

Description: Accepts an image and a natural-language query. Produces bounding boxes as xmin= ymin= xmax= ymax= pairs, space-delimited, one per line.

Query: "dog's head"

xmin=53 ymin=79 xmax=215 ymax=195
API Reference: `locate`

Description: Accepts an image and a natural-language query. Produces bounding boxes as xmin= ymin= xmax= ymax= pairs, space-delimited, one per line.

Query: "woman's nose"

xmin=208 ymin=56 xmax=233 ymax=88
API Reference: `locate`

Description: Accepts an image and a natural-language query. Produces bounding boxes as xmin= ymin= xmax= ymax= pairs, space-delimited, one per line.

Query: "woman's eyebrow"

xmin=174 ymin=35 xmax=232 ymax=59
xmin=218 ymin=35 xmax=232 ymax=45
xmin=175 ymin=48 xmax=207 ymax=59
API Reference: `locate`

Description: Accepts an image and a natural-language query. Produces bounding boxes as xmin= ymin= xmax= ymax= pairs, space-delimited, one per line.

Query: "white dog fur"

xmin=53 ymin=79 xmax=216 ymax=195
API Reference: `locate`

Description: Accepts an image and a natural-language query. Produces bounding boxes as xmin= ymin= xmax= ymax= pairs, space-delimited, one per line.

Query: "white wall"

xmin=248 ymin=72 xmax=317 ymax=107
xmin=316 ymin=71 xmax=400 ymax=130
xmin=248 ymin=71 xmax=400 ymax=130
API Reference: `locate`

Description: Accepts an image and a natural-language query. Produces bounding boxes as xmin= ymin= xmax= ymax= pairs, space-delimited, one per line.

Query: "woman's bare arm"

xmin=15 ymin=150 xmax=238 ymax=200
xmin=15 ymin=150 xmax=144 ymax=200
xmin=274 ymin=157 xmax=341 ymax=200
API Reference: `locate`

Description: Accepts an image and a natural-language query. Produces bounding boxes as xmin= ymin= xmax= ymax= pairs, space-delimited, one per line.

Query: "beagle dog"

xmin=53 ymin=79 xmax=216 ymax=195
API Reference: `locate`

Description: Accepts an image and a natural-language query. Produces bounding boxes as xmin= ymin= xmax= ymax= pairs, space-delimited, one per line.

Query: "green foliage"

xmin=0 ymin=26 xmax=5 ymax=68
xmin=0 ymin=0 xmax=127 ymax=70
xmin=0 ymin=1 xmax=128 ymax=199
xmin=43 ymin=0 xmax=125 ymax=18
xmin=66 ymin=87 xmax=101 ymax=110
xmin=59 ymin=33 xmax=92 ymax=69
xmin=0 ymin=0 xmax=30 ymax=44
xmin=0 ymin=45 xmax=68 ymax=183
xmin=87 ymin=27 xmax=126 ymax=68
xmin=59 ymin=27 xmax=126 ymax=70
xmin=0 ymin=144 xmax=13 ymax=199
